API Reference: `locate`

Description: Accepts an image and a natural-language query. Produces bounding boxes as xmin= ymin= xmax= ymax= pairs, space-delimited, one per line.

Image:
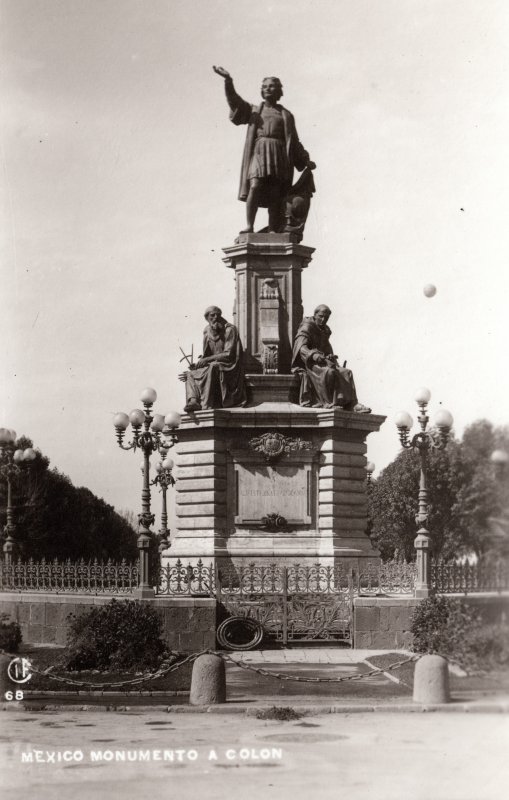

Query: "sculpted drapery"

xmin=181 ymin=308 xmax=247 ymax=412
xmin=291 ymin=307 xmax=370 ymax=412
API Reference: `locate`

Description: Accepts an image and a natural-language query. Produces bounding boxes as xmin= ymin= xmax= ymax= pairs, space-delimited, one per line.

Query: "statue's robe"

xmin=185 ymin=323 xmax=247 ymax=410
xmin=291 ymin=317 xmax=359 ymax=408
xmin=224 ymin=77 xmax=310 ymax=207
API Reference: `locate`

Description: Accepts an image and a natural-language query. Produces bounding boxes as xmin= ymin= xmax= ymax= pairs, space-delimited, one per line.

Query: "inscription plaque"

xmin=234 ymin=462 xmax=312 ymax=525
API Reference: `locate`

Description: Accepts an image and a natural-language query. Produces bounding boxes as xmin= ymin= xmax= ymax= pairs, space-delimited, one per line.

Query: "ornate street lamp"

xmin=0 ymin=428 xmax=36 ymax=564
xmin=113 ymin=389 xmax=180 ymax=598
xmin=395 ymin=388 xmax=453 ymax=598
xmin=365 ymin=461 xmax=375 ymax=487
xmin=152 ymin=450 xmax=176 ymax=553
xmin=491 ymin=449 xmax=509 ymax=475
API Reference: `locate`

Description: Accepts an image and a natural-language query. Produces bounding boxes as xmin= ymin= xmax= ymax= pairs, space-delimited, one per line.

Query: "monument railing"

xmin=157 ymin=560 xmax=357 ymax=597
xmin=1 ymin=556 xmax=506 ymax=597
xmin=431 ymin=558 xmax=509 ymax=594
xmin=156 ymin=557 xmax=508 ymax=597
xmin=0 ymin=557 xmax=139 ymax=594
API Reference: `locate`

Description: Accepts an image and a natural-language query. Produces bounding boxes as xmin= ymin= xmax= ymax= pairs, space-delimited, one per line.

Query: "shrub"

xmin=65 ymin=599 xmax=169 ymax=672
xmin=466 ymin=623 xmax=509 ymax=670
xmin=0 ymin=614 xmax=22 ymax=652
xmin=411 ymin=594 xmax=509 ymax=671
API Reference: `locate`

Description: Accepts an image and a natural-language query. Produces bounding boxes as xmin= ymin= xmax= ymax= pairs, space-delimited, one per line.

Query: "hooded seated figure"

xmin=291 ymin=304 xmax=371 ymax=412
xmin=179 ymin=306 xmax=247 ymax=412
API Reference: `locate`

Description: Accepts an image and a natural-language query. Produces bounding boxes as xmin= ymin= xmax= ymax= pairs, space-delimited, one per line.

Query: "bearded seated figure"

xmin=291 ymin=304 xmax=371 ymax=412
xmin=179 ymin=306 xmax=247 ymax=412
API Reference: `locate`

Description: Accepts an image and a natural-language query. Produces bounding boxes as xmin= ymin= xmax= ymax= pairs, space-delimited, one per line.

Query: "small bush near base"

xmin=411 ymin=594 xmax=509 ymax=671
xmin=65 ymin=599 xmax=169 ymax=672
xmin=255 ymin=706 xmax=302 ymax=721
xmin=0 ymin=614 xmax=22 ymax=652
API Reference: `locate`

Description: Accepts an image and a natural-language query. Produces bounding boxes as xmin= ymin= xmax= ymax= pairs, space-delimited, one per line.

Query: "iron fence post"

xmin=282 ymin=566 xmax=288 ymax=645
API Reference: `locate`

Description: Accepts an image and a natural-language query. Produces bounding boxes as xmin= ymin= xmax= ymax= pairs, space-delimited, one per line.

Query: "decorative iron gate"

xmin=216 ymin=563 xmax=354 ymax=646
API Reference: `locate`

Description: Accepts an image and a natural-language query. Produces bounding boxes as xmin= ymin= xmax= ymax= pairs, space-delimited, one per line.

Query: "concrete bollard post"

xmin=413 ymin=654 xmax=451 ymax=704
xmin=189 ymin=654 xmax=226 ymax=705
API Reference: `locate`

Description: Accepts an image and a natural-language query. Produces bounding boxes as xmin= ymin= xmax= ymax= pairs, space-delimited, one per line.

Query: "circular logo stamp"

xmin=7 ymin=657 xmax=32 ymax=684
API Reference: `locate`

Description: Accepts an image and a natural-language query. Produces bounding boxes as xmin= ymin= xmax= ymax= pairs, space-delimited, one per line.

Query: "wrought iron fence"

xmin=357 ymin=559 xmax=417 ymax=596
xmin=157 ymin=557 xmax=509 ymax=597
xmin=0 ymin=558 xmax=139 ymax=594
xmin=431 ymin=559 xmax=509 ymax=594
xmin=157 ymin=559 xmax=405 ymax=597
xmin=2 ymin=555 xmax=506 ymax=597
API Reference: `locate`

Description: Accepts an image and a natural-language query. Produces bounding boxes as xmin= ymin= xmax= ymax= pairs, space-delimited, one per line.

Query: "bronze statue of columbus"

xmin=213 ymin=66 xmax=316 ymax=234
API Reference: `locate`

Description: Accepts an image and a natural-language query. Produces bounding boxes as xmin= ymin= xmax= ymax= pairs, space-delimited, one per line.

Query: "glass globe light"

xmin=491 ymin=449 xmax=509 ymax=466
xmin=414 ymin=387 xmax=431 ymax=405
xmin=164 ymin=411 xmax=181 ymax=429
xmin=434 ymin=409 xmax=453 ymax=429
xmin=113 ymin=412 xmax=130 ymax=430
xmin=23 ymin=448 xmax=36 ymax=461
xmin=140 ymin=387 xmax=157 ymax=405
xmin=129 ymin=409 xmax=145 ymax=427
xmin=0 ymin=428 xmax=10 ymax=444
xmin=155 ymin=462 xmax=163 ymax=473
xmin=395 ymin=411 xmax=413 ymax=430
xmin=7 ymin=429 xmax=16 ymax=443
xmin=13 ymin=449 xmax=24 ymax=463
xmin=151 ymin=414 xmax=165 ymax=432
xmin=365 ymin=461 xmax=375 ymax=473
xmin=162 ymin=457 xmax=174 ymax=470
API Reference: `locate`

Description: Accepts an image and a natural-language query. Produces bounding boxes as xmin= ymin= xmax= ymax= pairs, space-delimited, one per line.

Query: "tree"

xmin=367 ymin=420 xmax=509 ymax=561
xmin=0 ymin=437 xmax=137 ymax=561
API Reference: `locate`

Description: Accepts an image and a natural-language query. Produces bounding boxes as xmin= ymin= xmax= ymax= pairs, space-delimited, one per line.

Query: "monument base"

xmin=167 ymin=404 xmax=384 ymax=571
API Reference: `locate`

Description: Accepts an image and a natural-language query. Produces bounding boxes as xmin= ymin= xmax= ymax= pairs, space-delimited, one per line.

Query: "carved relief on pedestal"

xmin=262 ymin=344 xmax=278 ymax=375
xmin=259 ymin=278 xmax=280 ymax=375
xmin=226 ymin=433 xmax=317 ymax=529
xmin=260 ymin=278 xmax=279 ymax=299
xmin=248 ymin=431 xmax=314 ymax=463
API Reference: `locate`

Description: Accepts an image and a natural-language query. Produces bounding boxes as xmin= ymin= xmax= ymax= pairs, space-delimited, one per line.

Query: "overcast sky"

xmin=1 ymin=0 xmax=508 ymax=522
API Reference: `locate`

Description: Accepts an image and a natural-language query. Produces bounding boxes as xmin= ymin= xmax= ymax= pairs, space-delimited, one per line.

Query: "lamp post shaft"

xmin=3 ymin=477 xmax=15 ymax=566
xmin=397 ymin=394 xmax=453 ymax=600
xmin=114 ymin=391 xmax=179 ymax=599
xmin=160 ymin=488 xmax=168 ymax=538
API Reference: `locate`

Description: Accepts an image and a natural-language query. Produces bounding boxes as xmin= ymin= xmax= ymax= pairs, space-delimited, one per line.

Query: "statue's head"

xmin=204 ymin=305 xmax=225 ymax=331
xmin=313 ymin=304 xmax=331 ymax=329
xmin=261 ymin=76 xmax=283 ymax=102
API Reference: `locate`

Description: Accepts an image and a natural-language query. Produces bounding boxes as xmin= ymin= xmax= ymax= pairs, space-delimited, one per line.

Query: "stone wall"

xmin=353 ymin=597 xmax=419 ymax=649
xmin=354 ymin=593 xmax=509 ymax=649
xmin=0 ymin=594 xmax=217 ymax=653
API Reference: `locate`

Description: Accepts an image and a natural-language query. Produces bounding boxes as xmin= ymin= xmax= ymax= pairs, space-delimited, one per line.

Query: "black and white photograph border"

xmin=1 ymin=1 xmax=509 ymax=799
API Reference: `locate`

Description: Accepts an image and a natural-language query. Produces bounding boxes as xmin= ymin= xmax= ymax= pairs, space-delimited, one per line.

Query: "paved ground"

xmin=226 ymin=647 xmax=394 ymax=662
xmin=2 ymin=647 xmax=509 ymax=798
xmin=13 ymin=647 xmax=509 ymax=708
xmin=1 ymin=707 xmax=509 ymax=800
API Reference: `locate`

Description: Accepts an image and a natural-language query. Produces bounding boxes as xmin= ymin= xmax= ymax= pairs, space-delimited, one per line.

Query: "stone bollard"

xmin=189 ymin=654 xmax=226 ymax=705
xmin=413 ymin=654 xmax=451 ymax=704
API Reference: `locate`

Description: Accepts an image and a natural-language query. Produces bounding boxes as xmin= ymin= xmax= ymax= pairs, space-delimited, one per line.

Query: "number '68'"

xmin=4 ymin=690 xmax=24 ymax=701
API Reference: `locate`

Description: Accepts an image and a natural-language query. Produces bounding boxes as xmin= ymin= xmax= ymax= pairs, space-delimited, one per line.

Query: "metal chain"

xmin=216 ymin=651 xmax=421 ymax=683
xmin=2 ymin=647 xmax=420 ymax=689
xmin=8 ymin=650 xmax=210 ymax=691
xmin=3 ymin=647 xmax=488 ymax=690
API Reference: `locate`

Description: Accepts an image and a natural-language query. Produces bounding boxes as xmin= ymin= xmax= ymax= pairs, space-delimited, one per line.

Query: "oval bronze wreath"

xmin=216 ymin=616 xmax=264 ymax=651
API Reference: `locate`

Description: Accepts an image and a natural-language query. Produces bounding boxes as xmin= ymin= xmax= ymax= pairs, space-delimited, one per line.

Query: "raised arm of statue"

xmin=213 ymin=65 xmax=231 ymax=80
xmin=212 ymin=65 xmax=251 ymax=125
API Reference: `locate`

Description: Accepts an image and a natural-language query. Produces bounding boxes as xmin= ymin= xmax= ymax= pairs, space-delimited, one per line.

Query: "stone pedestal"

xmin=223 ymin=233 xmax=314 ymax=374
xmin=167 ymin=232 xmax=385 ymax=572
xmin=169 ymin=404 xmax=384 ymax=570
